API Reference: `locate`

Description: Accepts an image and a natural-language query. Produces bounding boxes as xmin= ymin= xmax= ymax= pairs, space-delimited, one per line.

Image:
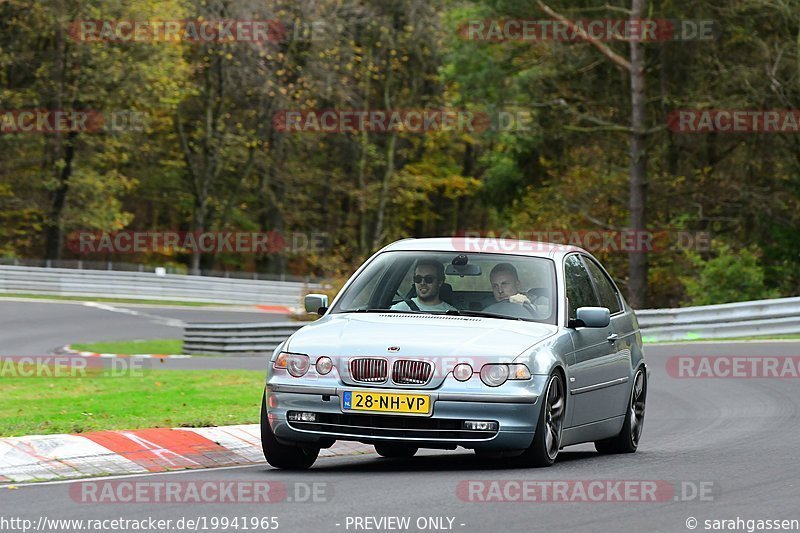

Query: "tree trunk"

xmin=44 ymin=131 xmax=76 ymax=260
xmin=176 ymin=49 xmax=224 ymax=276
xmin=355 ymin=49 xmax=373 ymax=257
xmin=44 ymin=21 xmax=69 ymax=260
xmin=372 ymin=131 xmax=397 ymax=249
xmin=189 ymin=198 xmax=206 ymax=275
xmin=627 ymin=0 xmax=648 ymax=308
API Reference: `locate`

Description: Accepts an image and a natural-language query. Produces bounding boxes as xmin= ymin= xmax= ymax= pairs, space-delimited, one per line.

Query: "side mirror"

xmin=304 ymin=293 xmax=329 ymax=315
xmin=570 ymin=307 xmax=610 ymax=328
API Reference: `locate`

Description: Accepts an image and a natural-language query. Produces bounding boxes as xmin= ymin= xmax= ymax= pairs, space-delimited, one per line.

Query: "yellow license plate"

xmin=342 ymin=390 xmax=431 ymax=415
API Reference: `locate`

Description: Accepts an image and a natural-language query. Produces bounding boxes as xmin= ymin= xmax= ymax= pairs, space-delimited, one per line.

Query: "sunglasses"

xmin=414 ymin=275 xmax=438 ymax=284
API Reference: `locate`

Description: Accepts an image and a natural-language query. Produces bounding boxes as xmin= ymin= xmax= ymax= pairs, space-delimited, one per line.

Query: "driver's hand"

xmin=509 ymin=293 xmax=531 ymax=305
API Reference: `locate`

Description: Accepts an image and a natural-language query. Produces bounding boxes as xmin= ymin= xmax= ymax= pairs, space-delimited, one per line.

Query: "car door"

xmin=564 ymin=254 xmax=619 ymax=428
xmin=582 ymin=256 xmax=634 ymax=418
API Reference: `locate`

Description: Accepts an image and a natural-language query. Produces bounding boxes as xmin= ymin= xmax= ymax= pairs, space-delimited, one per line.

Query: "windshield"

xmin=331 ymin=251 xmax=557 ymax=324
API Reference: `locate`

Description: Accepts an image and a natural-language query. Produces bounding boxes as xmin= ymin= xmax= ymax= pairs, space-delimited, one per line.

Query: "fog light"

xmin=316 ymin=356 xmax=333 ymax=375
xmin=287 ymin=411 xmax=317 ymax=422
xmin=453 ymin=363 xmax=473 ymax=381
xmin=463 ymin=420 xmax=498 ymax=431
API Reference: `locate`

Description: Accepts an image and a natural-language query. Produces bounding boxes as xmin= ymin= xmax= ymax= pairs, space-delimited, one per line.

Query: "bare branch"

xmin=566 ymin=4 xmax=633 ymax=16
xmin=564 ymin=125 xmax=631 ymax=133
xmin=557 ymin=99 xmax=630 ymax=131
xmin=536 ymin=0 xmax=632 ymax=71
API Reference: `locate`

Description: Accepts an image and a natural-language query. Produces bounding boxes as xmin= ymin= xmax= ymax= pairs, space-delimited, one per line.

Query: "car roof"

xmin=381 ymin=237 xmax=585 ymax=260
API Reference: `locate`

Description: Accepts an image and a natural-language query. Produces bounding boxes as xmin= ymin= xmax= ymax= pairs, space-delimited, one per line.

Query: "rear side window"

xmin=583 ymin=258 xmax=622 ymax=314
xmin=564 ymin=255 xmax=599 ymax=319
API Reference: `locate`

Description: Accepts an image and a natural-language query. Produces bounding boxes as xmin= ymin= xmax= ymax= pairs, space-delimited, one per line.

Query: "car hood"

xmin=284 ymin=312 xmax=556 ymax=387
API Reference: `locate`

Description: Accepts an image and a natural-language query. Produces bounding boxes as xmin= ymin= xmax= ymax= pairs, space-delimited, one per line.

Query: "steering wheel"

xmin=521 ymin=300 xmax=539 ymax=318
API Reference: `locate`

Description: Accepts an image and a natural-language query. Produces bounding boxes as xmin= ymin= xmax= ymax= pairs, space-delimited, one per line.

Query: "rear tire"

xmin=260 ymin=392 xmax=319 ymax=469
xmin=594 ymin=367 xmax=647 ymax=454
xmin=518 ymin=372 xmax=565 ymax=467
xmin=374 ymin=443 xmax=418 ymax=458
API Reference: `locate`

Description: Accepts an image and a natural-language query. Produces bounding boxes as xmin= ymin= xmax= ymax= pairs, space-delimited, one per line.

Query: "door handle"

xmin=606 ymin=333 xmax=619 ymax=343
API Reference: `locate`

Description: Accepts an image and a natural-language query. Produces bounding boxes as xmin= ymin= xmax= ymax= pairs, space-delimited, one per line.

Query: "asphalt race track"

xmin=0 ymin=299 xmax=282 ymax=358
xmin=2 ymin=340 xmax=799 ymax=533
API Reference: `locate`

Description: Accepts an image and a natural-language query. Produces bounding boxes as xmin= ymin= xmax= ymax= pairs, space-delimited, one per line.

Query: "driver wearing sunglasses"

xmin=391 ymin=259 xmax=457 ymax=312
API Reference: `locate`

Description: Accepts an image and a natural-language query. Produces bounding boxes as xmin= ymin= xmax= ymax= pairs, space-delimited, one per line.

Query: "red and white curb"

xmin=59 ymin=345 xmax=191 ymax=359
xmin=256 ymin=305 xmax=294 ymax=315
xmin=0 ymin=425 xmax=374 ymax=484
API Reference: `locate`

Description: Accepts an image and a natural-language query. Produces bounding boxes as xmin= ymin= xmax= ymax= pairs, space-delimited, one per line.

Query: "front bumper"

xmin=265 ymin=379 xmax=546 ymax=451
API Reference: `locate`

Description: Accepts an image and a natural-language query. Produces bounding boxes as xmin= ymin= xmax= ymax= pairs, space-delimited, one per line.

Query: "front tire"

xmin=374 ymin=443 xmax=418 ymax=458
xmin=594 ymin=367 xmax=647 ymax=454
xmin=260 ymin=392 xmax=319 ymax=469
xmin=518 ymin=372 xmax=565 ymax=467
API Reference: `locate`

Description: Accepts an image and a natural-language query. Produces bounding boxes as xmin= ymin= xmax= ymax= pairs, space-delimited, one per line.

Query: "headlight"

xmin=274 ymin=352 xmax=310 ymax=377
xmin=453 ymin=363 xmax=473 ymax=381
xmin=315 ymin=356 xmax=333 ymax=375
xmin=480 ymin=364 xmax=509 ymax=387
xmin=480 ymin=363 xmax=531 ymax=387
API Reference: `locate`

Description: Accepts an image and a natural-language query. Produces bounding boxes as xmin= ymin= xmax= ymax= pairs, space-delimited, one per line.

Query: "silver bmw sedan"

xmin=262 ymin=238 xmax=647 ymax=469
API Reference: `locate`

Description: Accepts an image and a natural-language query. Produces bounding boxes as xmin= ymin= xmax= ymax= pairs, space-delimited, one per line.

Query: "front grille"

xmin=392 ymin=360 xmax=432 ymax=385
xmin=349 ymin=357 xmax=388 ymax=383
xmin=287 ymin=412 xmax=498 ymax=441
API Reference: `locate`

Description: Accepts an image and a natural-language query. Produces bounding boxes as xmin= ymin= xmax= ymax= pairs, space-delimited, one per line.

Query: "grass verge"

xmin=71 ymin=339 xmax=184 ymax=355
xmin=644 ymin=333 xmax=800 ymax=344
xmin=0 ymin=369 xmax=265 ymax=437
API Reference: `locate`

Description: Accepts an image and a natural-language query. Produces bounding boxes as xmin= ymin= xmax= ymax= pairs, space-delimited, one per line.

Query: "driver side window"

xmin=564 ymin=255 xmax=599 ymax=319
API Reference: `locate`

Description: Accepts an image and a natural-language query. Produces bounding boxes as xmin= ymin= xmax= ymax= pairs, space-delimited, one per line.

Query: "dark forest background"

xmin=2 ymin=0 xmax=799 ymax=308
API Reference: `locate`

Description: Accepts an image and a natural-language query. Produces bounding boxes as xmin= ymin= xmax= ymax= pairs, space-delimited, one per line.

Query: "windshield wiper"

xmin=348 ymin=308 xmax=427 ymax=314
xmin=346 ymin=308 xmax=525 ymax=321
xmin=442 ymin=309 xmax=525 ymax=321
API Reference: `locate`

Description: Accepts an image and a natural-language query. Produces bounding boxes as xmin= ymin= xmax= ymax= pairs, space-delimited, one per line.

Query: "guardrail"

xmin=183 ymin=322 xmax=306 ymax=354
xmin=0 ymin=265 xmax=322 ymax=306
xmin=636 ymin=296 xmax=800 ymax=342
xmin=182 ymin=296 xmax=800 ymax=355
xmin=0 ymin=257 xmax=312 ymax=283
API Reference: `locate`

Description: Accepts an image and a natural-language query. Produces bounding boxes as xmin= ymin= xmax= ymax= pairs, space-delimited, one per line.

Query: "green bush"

xmin=683 ymin=243 xmax=778 ymax=306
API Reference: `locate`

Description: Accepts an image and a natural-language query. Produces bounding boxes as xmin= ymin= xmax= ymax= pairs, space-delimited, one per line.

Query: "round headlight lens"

xmin=287 ymin=354 xmax=310 ymax=377
xmin=480 ymin=364 xmax=510 ymax=387
xmin=453 ymin=363 xmax=473 ymax=382
xmin=315 ymin=356 xmax=333 ymax=375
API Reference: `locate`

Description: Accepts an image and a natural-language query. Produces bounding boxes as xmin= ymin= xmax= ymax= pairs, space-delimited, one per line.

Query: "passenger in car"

xmin=489 ymin=263 xmax=526 ymax=303
xmin=485 ymin=263 xmax=549 ymax=317
xmin=391 ymin=259 xmax=457 ymax=312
